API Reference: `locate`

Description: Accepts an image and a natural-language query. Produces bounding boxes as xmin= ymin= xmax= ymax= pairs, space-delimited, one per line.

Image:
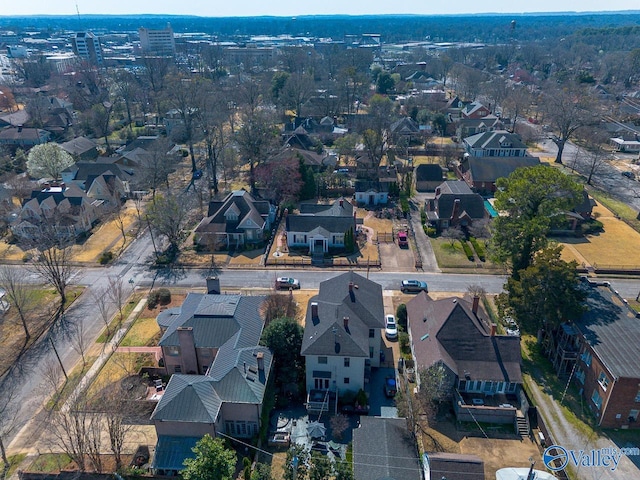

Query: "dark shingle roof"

xmin=62 ymin=162 xmax=127 ymax=182
xmin=196 ymin=189 xmax=271 ymax=235
xmin=59 ymin=137 xmax=97 ymax=156
xmin=464 ymin=130 xmax=527 ymax=150
xmin=288 ymin=199 xmax=354 ymax=234
xmin=576 ymin=281 xmax=640 ymax=379
xmin=464 ymin=156 xmax=540 ymax=183
xmin=353 ymin=417 xmax=422 ymax=480
xmin=302 ymin=272 xmax=384 ymax=357
xmin=425 ymin=453 xmax=484 ymax=480
xmin=415 ymin=164 xmax=444 ymax=182
xmin=434 ymin=181 xmax=486 ymax=220
xmin=407 ymin=294 xmax=522 ymax=383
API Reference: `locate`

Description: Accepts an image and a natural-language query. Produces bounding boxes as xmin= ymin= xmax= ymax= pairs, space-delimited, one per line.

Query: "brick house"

xmin=544 ymin=279 xmax=640 ymax=428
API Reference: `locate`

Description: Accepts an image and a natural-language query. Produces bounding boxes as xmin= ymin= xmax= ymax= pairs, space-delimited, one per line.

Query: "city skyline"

xmin=2 ymin=0 xmax=639 ymax=18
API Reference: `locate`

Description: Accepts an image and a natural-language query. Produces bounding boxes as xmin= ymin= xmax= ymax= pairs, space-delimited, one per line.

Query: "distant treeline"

xmin=1 ymin=13 xmax=640 ymax=44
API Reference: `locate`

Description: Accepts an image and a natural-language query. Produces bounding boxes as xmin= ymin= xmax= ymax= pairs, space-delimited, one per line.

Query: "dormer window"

xmin=225 ymin=203 xmax=240 ymax=222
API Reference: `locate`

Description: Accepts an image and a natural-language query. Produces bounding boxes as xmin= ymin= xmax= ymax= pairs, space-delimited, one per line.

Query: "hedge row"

xmin=460 ymin=240 xmax=475 ymax=261
xmin=469 ymin=237 xmax=486 ymax=261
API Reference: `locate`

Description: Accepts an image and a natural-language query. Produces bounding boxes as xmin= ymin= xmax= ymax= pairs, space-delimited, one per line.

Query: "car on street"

xmin=275 ymin=277 xmax=300 ymax=290
xmin=384 ymin=376 xmax=397 ymax=397
xmin=401 ymin=279 xmax=428 ymax=293
xmin=385 ymin=314 xmax=398 ymax=340
xmin=622 ymin=170 xmax=636 ymax=180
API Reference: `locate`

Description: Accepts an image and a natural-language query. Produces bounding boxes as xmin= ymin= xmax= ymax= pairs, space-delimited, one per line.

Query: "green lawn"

xmin=1 ymin=453 xmax=27 ymax=478
xmin=28 ymin=453 xmax=72 ymax=473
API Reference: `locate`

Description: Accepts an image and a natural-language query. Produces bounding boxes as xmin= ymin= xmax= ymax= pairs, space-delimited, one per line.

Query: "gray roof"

xmin=158 ymin=294 xmax=265 ymax=349
xmin=150 ymin=375 xmax=222 ymax=423
xmin=150 ymin=346 xmax=273 ymax=422
xmin=59 ymin=137 xmax=97 ymax=156
xmin=62 ymin=162 xmax=128 ymax=182
xmin=576 ymin=281 xmax=640 ymax=379
xmin=407 ymin=294 xmax=522 ymax=383
xmin=463 ymin=156 xmax=541 ymax=183
xmin=353 ymin=417 xmax=422 ymax=480
xmin=196 ymin=189 xmax=271 ymax=236
xmin=287 ymin=199 xmax=354 ymax=235
xmin=464 ymin=130 xmax=527 ymax=150
xmin=152 ymin=436 xmax=200 ymax=472
xmin=301 ymin=271 xmax=384 ymax=357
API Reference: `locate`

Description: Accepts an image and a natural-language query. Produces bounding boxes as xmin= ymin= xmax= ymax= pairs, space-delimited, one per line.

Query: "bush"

xmin=423 ymin=225 xmax=437 ymax=237
xmin=396 ymin=303 xmax=407 ymax=331
xmin=581 ymin=220 xmax=604 ymax=235
xmin=98 ymin=251 xmax=114 ymax=264
xmin=148 ymin=288 xmax=171 ymax=309
xmin=399 ymin=332 xmax=410 ymax=354
xmin=469 ymin=237 xmax=485 ymax=261
xmin=420 ymin=207 xmax=427 ymax=225
xmin=460 ymin=240 xmax=475 ymax=261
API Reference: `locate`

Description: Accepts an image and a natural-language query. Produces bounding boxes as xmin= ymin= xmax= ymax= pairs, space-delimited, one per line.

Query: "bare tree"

xmin=146 ymin=192 xmax=192 ymax=256
xmin=0 ymin=375 xmax=21 ymax=480
xmin=29 ymin=233 xmax=77 ymax=317
xmin=69 ymin=320 xmax=89 ymax=370
xmin=92 ymin=285 xmax=114 ymax=342
xmin=441 ymin=226 xmax=464 ymax=246
xmin=466 ymin=284 xmax=487 ymax=299
xmin=45 ymin=390 xmax=90 ymax=472
xmin=0 ymin=266 xmax=35 ymax=340
xmin=106 ymin=276 xmax=128 ymax=327
xmin=414 ymin=364 xmax=450 ymax=423
xmin=261 ymin=291 xmax=299 ymax=325
xmin=102 ymin=387 xmax=146 ymax=472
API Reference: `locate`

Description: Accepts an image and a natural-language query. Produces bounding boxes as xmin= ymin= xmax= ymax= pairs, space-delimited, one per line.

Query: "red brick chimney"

xmin=472 ymin=295 xmax=480 ymax=315
xmin=340 ymin=199 xmax=343 ymax=207
xmin=451 ymin=198 xmax=461 ymax=223
xmin=490 ymin=323 xmax=497 ymax=336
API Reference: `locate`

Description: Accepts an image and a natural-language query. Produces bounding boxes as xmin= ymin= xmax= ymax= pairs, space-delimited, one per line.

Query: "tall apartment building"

xmin=138 ymin=24 xmax=175 ymax=56
xmin=71 ymin=32 xmax=104 ymax=65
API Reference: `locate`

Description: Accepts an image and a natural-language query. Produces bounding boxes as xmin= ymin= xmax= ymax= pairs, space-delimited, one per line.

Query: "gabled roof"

xmin=158 ymin=294 xmax=265 ymax=349
xmin=464 ymin=130 xmax=527 ymax=151
xmin=461 ymin=101 xmax=490 ymax=117
xmin=196 ymin=190 xmax=272 ymax=236
xmin=0 ymin=127 xmax=49 ymax=142
xmin=457 ymin=115 xmax=503 ymax=129
xmin=407 ymin=294 xmax=522 ymax=383
xmin=575 ymin=280 xmax=640 ymax=379
xmin=353 ymin=417 xmax=422 ymax=480
xmin=59 ymin=137 xmax=98 ymax=156
xmin=269 ymin=146 xmax=327 ymax=168
xmin=287 ymin=198 xmax=354 ymax=235
xmin=432 ymin=181 xmax=486 ymax=220
xmin=390 ymin=117 xmax=420 ymax=135
xmin=62 ymin=162 xmax=127 ymax=182
xmin=302 ymin=271 xmax=384 ymax=357
xmin=463 ymin=156 xmax=540 ymax=183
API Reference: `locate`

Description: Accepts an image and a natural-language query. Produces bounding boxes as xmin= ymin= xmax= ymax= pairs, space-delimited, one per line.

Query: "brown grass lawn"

xmin=0 ymin=286 xmax=84 ymax=377
xmin=120 ymin=316 xmax=161 ymax=347
xmin=89 ymin=352 xmax=156 ymax=394
xmin=558 ymin=203 xmax=640 ymax=268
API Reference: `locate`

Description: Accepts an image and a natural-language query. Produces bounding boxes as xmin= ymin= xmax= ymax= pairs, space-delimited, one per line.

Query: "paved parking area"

xmin=379 ymin=242 xmax=415 ymax=271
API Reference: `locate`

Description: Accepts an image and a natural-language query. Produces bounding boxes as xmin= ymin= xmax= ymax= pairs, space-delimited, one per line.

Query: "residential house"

xmin=354 ymin=165 xmax=397 ymax=206
xmin=59 ymin=136 xmax=99 ymax=161
xmin=543 ymin=279 xmax=640 ymax=428
xmin=61 ymin=162 xmax=130 ymax=192
xmin=415 ymin=164 xmax=444 ymax=192
xmin=460 ymin=101 xmax=491 ymax=119
xmin=12 ymin=183 xmax=98 ymax=241
xmin=26 ymin=95 xmax=73 ymax=138
xmin=301 ymin=272 xmax=385 ymax=412
xmin=422 ymin=452 xmax=484 ymax=480
xmin=463 ymin=130 xmax=528 ymax=157
xmin=283 ymin=125 xmax=318 ymax=151
xmin=286 ymin=198 xmax=356 ymax=254
xmin=0 ymin=126 xmax=50 ymax=148
xmin=406 ymin=293 xmax=524 ymax=429
xmin=455 ymin=115 xmax=505 ymax=140
xmin=151 ymin=284 xmax=273 ymax=474
xmin=425 ymin=181 xmax=486 ymax=232
xmin=268 ymin=146 xmax=334 ymax=173
xmin=0 ymin=109 xmax=29 ymax=129
xmin=390 ymin=117 xmax=421 ymax=144
xmin=457 ymin=155 xmax=541 ymax=194
xmin=353 ymin=417 xmax=422 ymax=480
xmin=194 ymin=189 xmax=276 ymax=251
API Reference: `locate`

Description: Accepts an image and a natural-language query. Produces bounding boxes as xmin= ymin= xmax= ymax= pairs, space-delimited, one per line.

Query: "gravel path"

xmin=527 ymin=376 xmax=639 ymax=480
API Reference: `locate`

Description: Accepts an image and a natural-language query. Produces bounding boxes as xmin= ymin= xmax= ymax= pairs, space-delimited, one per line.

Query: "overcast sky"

xmin=2 ymin=1 xmax=639 ymax=17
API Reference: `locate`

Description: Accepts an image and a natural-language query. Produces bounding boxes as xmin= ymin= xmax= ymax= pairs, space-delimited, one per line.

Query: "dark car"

xmin=401 ymin=279 xmax=428 ymax=293
xmin=622 ymin=171 xmax=636 ymax=180
xmin=384 ymin=376 xmax=397 ymax=397
xmin=275 ymin=277 xmax=300 ymax=290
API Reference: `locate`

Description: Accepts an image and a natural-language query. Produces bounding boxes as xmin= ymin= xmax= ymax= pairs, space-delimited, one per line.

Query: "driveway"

xmin=527 ymin=376 xmax=640 ymax=480
xmin=379 ymin=242 xmax=415 ymax=272
xmin=408 ymin=199 xmax=441 ymax=273
xmin=368 ymin=367 xmax=398 ymax=418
